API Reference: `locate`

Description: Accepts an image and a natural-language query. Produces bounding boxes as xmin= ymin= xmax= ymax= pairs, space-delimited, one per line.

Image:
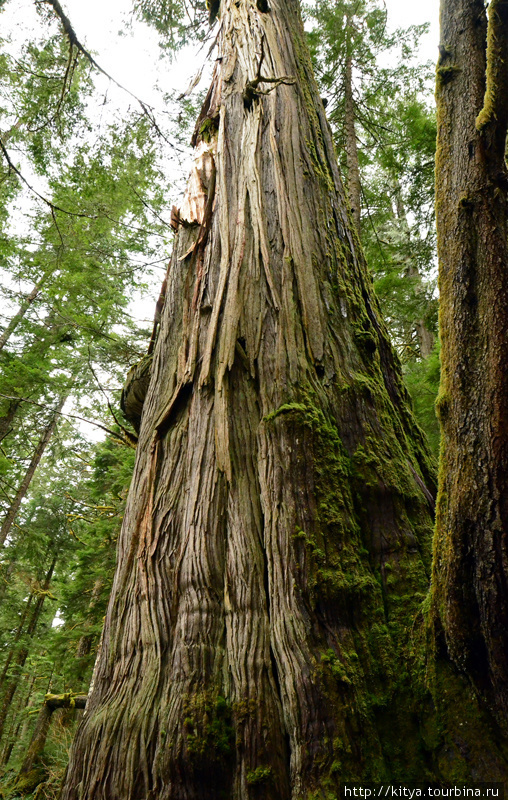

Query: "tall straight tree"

xmin=0 ymin=395 xmax=66 ymax=546
xmin=60 ymin=0 xmax=506 ymax=797
xmin=432 ymin=0 xmax=508 ymax=724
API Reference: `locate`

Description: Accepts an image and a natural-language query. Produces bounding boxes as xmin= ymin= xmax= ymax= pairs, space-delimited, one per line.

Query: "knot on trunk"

xmin=120 ymin=354 xmax=153 ymax=433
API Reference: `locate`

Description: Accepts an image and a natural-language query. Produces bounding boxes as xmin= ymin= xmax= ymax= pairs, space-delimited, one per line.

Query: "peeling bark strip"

xmin=62 ymin=1 xmax=436 ymax=797
xmin=433 ymin=0 xmax=508 ymax=724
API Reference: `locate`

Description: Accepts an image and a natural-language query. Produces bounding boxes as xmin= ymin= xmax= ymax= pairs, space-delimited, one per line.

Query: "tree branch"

xmin=43 ymin=0 xmax=181 ymax=150
xmin=45 ymin=692 xmax=87 ymax=710
xmin=0 ymin=138 xmax=97 ymax=220
xmin=0 ymin=393 xmax=133 ymax=448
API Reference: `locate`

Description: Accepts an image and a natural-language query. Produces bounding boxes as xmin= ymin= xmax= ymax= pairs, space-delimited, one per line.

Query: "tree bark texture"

xmin=433 ymin=0 xmax=508 ymax=725
xmin=62 ymin=2 xmax=439 ymax=797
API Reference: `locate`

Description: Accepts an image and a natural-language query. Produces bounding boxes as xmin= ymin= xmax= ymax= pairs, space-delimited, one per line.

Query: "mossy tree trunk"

xmin=433 ymin=0 xmax=508 ymax=726
xmin=61 ymin=1 xmax=443 ymax=797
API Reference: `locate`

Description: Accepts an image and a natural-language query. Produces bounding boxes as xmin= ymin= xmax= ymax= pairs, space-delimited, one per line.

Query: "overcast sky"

xmin=59 ymin=0 xmax=441 ymax=109
xmin=1 ymin=0 xmax=441 ymax=158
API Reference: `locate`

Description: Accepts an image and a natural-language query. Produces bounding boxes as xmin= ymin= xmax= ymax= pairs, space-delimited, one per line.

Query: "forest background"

xmin=0 ymin=0 xmax=446 ymax=796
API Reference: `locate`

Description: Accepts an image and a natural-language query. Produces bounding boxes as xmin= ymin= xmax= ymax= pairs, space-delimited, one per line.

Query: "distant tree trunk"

xmin=0 ymin=118 xmax=22 ymax=144
xmin=392 ymin=180 xmax=435 ymax=359
xmin=75 ymin=577 xmax=104 ymax=685
xmin=0 ymin=396 xmax=65 ymax=546
xmin=414 ymin=318 xmax=434 ymax=360
xmin=17 ymin=674 xmax=40 ymax=747
xmin=433 ymin=0 xmax=508 ymax=725
xmin=0 ymin=592 xmax=34 ymax=689
xmin=62 ymin=1 xmax=507 ymax=797
xmin=0 ymin=556 xmax=57 ymax=744
xmin=0 ymin=673 xmax=36 ymax=767
xmin=0 ymin=399 xmax=20 ymax=443
xmin=0 ymin=276 xmax=47 ymax=354
xmin=344 ymin=44 xmax=362 ymax=234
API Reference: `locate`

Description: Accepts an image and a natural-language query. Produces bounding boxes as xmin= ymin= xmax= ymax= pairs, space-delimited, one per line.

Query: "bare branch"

xmin=44 ymin=0 xmax=182 ymax=150
xmin=0 ymin=138 xmax=97 ymax=220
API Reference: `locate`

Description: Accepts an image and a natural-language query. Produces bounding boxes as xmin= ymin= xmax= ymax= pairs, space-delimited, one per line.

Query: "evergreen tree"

xmin=0 ymin=430 xmax=135 ymax=793
xmin=307 ymin=0 xmax=440 ymax=450
xmin=0 ymin=0 xmax=173 ymax=572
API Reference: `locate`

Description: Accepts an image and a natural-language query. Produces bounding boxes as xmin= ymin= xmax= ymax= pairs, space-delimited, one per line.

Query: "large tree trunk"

xmin=62 ymin=2 xmax=444 ymax=797
xmin=432 ymin=0 xmax=508 ymax=726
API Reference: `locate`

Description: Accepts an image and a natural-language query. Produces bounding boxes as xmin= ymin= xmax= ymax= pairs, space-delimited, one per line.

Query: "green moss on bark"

xmin=183 ymin=693 xmax=234 ymax=767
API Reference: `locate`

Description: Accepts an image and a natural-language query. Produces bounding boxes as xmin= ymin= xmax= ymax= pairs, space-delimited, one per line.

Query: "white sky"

xmin=60 ymin=0 xmax=441 ymax=112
